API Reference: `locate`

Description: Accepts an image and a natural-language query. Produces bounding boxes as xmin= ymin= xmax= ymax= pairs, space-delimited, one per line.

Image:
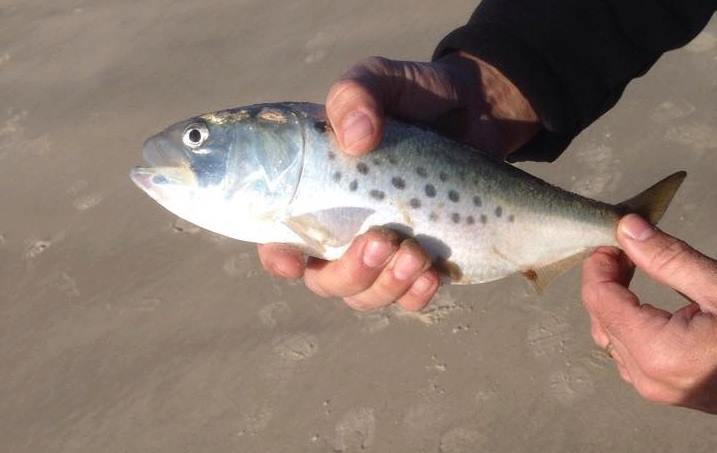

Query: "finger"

xmin=617 ymin=214 xmax=717 ymax=313
xmin=303 ymin=228 xmax=399 ymax=298
xmin=589 ymin=315 xmax=610 ymax=349
xmin=616 ymin=364 xmax=634 ymax=384
xmin=257 ymin=244 xmax=305 ymax=279
xmin=343 ymin=239 xmax=432 ymax=310
xmin=326 ymin=57 xmax=462 ymax=155
xmin=397 ymin=270 xmax=441 ymax=312
xmin=672 ymin=302 xmax=702 ymax=324
xmin=582 ymin=247 xmax=670 ymax=347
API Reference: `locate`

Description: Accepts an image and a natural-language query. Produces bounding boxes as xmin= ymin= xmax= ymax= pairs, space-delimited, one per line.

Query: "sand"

xmin=1 ymin=1 xmax=716 ymax=451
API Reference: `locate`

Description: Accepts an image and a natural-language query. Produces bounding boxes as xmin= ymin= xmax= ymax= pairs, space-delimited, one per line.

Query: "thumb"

xmin=325 ymin=56 xmax=463 ymax=155
xmin=617 ymin=214 xmax=717 ymax=314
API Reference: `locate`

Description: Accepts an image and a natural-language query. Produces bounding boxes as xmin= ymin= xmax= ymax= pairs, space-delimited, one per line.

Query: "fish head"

xmin=131 ymin=106 xmax=305 ymax=242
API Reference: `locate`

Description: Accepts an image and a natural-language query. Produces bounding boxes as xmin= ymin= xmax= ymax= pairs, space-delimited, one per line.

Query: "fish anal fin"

xmin=435 ymin=258 xmax=465 ymax=284
xmin=283 ymin=207 xmax=375 ymax=258
xmin=618 ymin=171 xmax=686 ymax=224
xmin=522 ymin=250 xmax=593 ymax=294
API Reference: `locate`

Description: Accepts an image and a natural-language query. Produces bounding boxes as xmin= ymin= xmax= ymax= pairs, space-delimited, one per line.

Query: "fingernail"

xmin=410 ymin=273 xmax=435 ymax=295
xmin=393 ymin=252 xmax=423 ymax=281
xmin=620 ymin=214 xmax=656 ymax=241
xmin=363 ymin=239 xmax=393 ymax=268
xmin=341 ymin=111 xmax=373 ymax=149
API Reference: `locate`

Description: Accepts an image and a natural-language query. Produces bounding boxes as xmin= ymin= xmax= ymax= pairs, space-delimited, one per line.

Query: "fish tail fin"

xmin=523 ymin=171 xmax=687 ymax=295
xmin=617 ymin=171 xmax=687 ymax=224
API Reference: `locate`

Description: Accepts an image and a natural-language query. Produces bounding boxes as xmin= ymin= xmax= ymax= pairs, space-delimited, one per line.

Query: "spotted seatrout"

xmin=131 ymin=102 xmax=685 ymax=288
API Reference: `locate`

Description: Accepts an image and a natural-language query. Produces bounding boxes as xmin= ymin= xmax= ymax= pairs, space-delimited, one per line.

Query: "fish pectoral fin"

xmin=283 ymin=207 xmax=375 ymax=258
xmin=522 ymin=249 xmax=593 ymax=294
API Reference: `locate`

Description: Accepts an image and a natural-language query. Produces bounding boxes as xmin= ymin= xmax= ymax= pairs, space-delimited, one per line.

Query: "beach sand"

xmin=1 ymin=1 xmax=716 ymax=451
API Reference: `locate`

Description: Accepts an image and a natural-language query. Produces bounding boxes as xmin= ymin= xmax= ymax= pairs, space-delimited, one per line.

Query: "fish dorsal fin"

xmin=522 ymin=249 xmax=593 ymax=294
xmin=617 ymin=171 xmax=686 ymax=224
xmin=283 ymin=207 xmax=375 ymax=258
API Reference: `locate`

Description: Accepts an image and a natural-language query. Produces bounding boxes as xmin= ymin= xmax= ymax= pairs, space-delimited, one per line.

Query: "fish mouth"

xmin=130 ymin=166 xmax=195 ymax=193
xmin=132 ymin=132 xmax=195 ymax=193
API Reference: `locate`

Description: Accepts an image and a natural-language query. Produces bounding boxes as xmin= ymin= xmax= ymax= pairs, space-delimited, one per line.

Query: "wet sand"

xmin=1 ymin=1 xmax=716 ymax=451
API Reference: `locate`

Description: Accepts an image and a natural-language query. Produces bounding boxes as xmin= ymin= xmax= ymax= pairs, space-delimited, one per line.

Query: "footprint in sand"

xmin=547 ymin=366 xmax=595 ymax=405
xmin=439 ymin=427 xmax=486 ymax=453
xmin=685 ymin=31 xmax=716 ymax=53
xmin=665 ymin=122 xmax=717 ymax=151
xmin=223 ymin=252 xmax=260 ymax=278
xmin=333 ymin=407 xmax=376 ymax=452
xmin=0 ymin=109 xmax=28 ymax=159
xmin=258 ymin=301 xmax=291 ymax=328
xmin=571 ymin=144 xmax=620 ymax=197
xmin=359 ymin=311 xmax=392 ymax=333
xmin=235 ymin=405 xmax=273 ymax=437
xmin=23 ymin=239 xmax=51 ymax=260
xmin=72 ymin=193 xmax=103 ymax=211
xmin=304 ymin=31 xmax=333 ymax=64
xmin=649 ymin=100 xmax=696 ymax=123
xmin=273 ymin=333 xmax=318 ymax=361
xmin=43 ymin=272 xmax=80 ymax=298
xmin=526 ymin=315 xmax=572 ymax=358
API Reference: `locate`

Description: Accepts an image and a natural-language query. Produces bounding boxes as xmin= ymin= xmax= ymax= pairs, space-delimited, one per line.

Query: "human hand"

xmin=259 ymin=52 xmax=540 ymax=311
xmin=582 ymin=214 xmax=717 ymax=414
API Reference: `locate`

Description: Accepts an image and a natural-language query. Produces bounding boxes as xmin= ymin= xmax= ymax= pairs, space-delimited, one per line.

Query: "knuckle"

xmin=344 ymin=296 xmax=382 ymax=312
xmin=648 ymin=239 xmax=693 ymax=275
xmin=635 ymin=381 xmax=673 ymax=403
xmin=303 ymin=275 xmax=331 ymax=298
xmin=398 ymin=292 xmax=431 ymax=312
xmin=359 ymin=56 xmax=391 ymax=71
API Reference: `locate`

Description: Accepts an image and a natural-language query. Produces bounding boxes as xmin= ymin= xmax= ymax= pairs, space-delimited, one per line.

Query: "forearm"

xmin=434 ymin=0 xmax=716 ymax=161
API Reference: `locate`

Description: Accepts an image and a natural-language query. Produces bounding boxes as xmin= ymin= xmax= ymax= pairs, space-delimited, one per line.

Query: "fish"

xmin=130 ymin=102 xmax=686 ymax=290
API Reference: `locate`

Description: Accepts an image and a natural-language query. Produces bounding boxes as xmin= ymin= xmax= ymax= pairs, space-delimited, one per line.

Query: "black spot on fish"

xmin=332 ymin=171 xmax=342 ymax=182
xmin=466 ymin=215 xmax=475 ymax=225
xmin=480 ymin=214 xmax=488 ymax=224
xmin=391 ymin=177 xmax=405 ymax=190
xmin=372 ymin=158 xmax=382 ymax=166
xmin=387 ymin=155 xmax=398 ymax=165
xmin=429 ymin=212 xmax=439 ymax=221
xmin=425 ymin=184 xmax=436 ymax=198
xmin=495 ymin=206 xmax=503 ymax=217
xmin=409 ymin=198 xmax=421 ymax=209
xmin=508 ymin=214 xmax=515 ymax=223
xmin=314 ymin=120 xmax=331 ymax=133
xmin=439 ymin=172 xmax=448 ymax=182
xmin=472 ymin=195 xmax=482 ymax=207
xmin=448 ymin=190 xmax=460 ymax=202
xmin=451 ymin=213 xmax=461 ymax=223
xmin=327 ymin=151 xmax=336 ymax=160
xmin=416 ymin=167 xmax=428 ymax=177
xmin=349 ymin=180 xmax=358 ymax=191
xmin=369 ymin=189 xmax=385 ymax=200
xmin=357 ymin=162 xmax=369 ymax=175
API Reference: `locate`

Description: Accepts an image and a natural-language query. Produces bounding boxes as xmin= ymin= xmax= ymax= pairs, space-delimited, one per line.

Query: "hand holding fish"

xmin=257 ymin=52 xmax=540 ymax=310
xmin=582 ymin=214 xmax=717 ymax=414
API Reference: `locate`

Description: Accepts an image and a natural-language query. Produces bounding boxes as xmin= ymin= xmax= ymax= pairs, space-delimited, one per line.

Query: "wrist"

xmin=439 ymin=51 xmax=541 ymax=154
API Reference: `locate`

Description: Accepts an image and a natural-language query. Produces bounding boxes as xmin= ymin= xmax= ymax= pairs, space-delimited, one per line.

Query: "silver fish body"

xmin=131 ymin=102 xmax=684 ymax=286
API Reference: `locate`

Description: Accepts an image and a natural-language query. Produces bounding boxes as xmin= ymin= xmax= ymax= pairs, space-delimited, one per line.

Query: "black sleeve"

xmin=433 ymin=1 xmax=716 ymax=162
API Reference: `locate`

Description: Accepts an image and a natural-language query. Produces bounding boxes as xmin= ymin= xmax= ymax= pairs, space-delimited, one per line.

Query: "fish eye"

xmin=182 ymin=123 xmax=209 ymax=151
